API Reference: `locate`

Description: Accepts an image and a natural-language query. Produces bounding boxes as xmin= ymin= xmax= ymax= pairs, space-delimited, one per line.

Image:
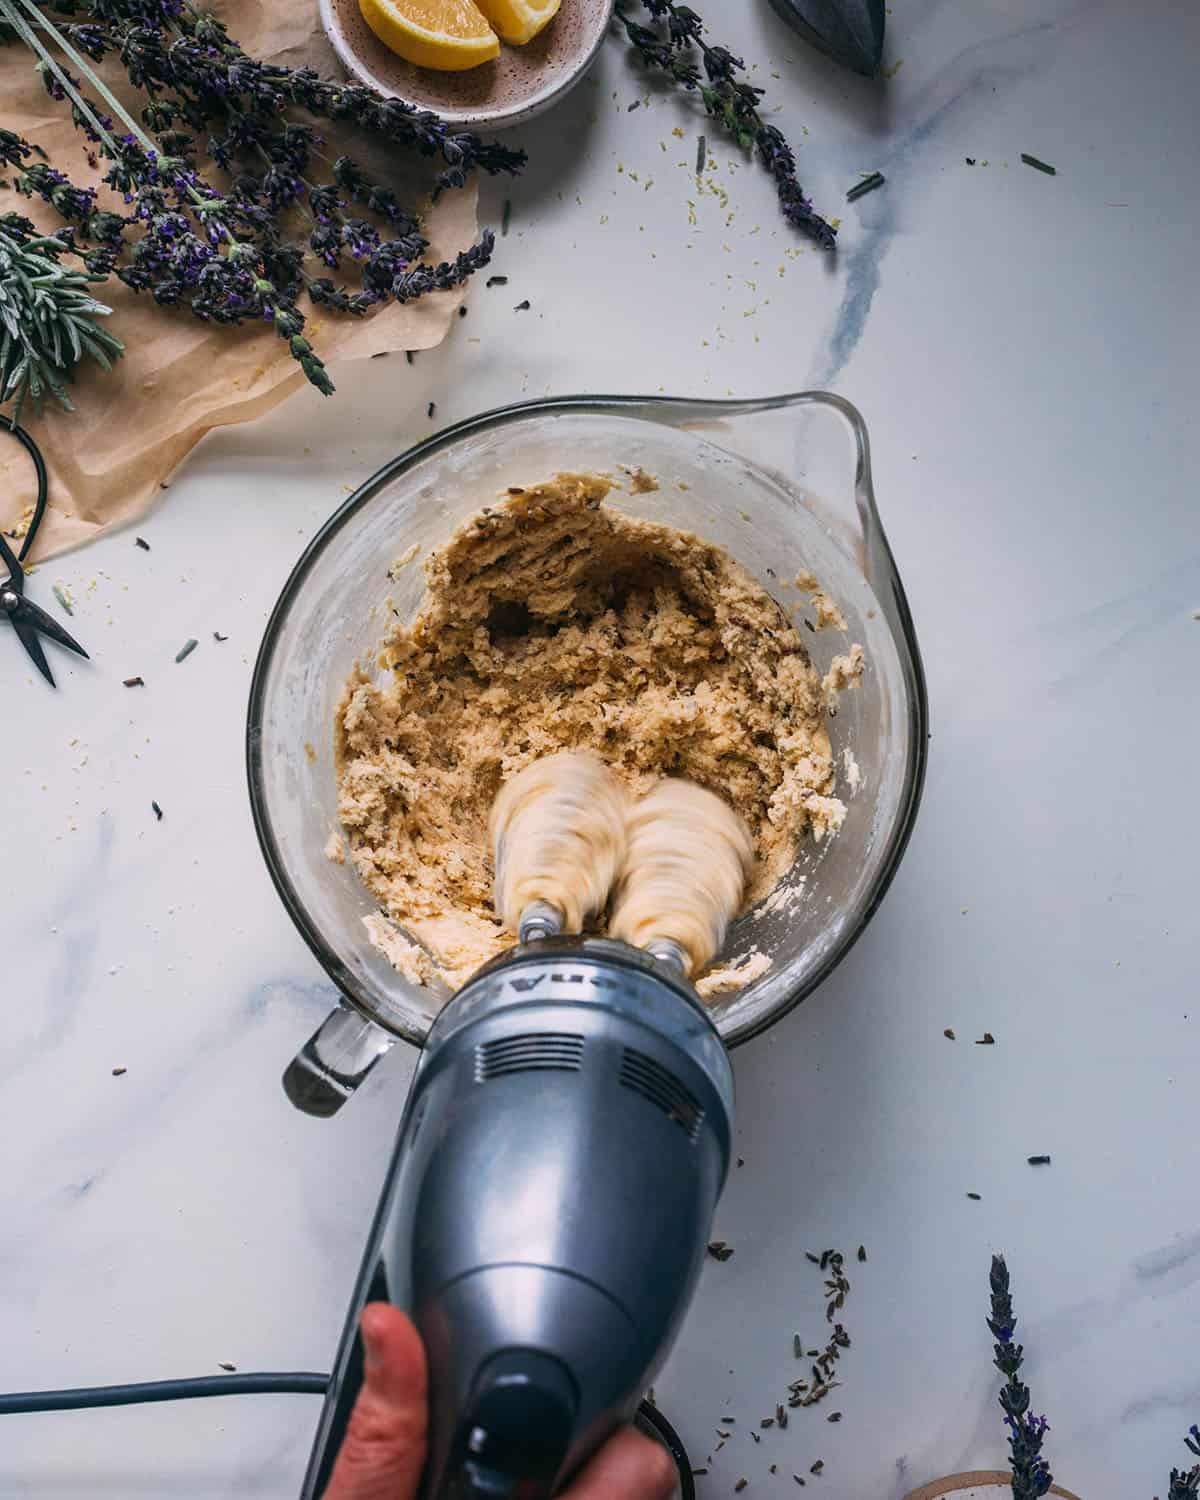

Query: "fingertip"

xmin=563 ymin=1426 xmax=680 ymax=1500
xmin=359 ymin=1303 xmax=427 ymax=1397
xmin=359 ymin=1302 xmax=395 ymax=1361
xmin=643 ymin=1436 xmax=679 ymax=1498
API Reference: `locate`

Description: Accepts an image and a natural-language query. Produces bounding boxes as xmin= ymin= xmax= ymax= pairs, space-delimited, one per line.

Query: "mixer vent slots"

xmin=475 ymin=1033 xmax=585 ymax=1081
xmin=618 ymin=1048 xmax=704 ymax=1141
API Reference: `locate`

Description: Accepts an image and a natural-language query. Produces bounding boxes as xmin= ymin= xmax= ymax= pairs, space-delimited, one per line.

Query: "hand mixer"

xmin=299 ymin=754 xmax=754 ymax=1500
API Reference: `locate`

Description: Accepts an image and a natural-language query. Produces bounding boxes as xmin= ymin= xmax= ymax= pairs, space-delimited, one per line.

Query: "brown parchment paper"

xmin=0 ymin=0 xmax=478 ymax=560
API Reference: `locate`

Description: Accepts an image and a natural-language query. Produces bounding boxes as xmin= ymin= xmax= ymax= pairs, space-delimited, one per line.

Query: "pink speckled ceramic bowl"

xmin=319 ymin=0 xmax=614 ymax=129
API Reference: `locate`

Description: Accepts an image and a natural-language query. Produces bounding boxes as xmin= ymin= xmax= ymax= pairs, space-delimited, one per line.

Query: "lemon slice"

xmin=474 ymin=0 xmax=560 ymax=45
xmin=357 ymin=0 xmax=501 ymax=69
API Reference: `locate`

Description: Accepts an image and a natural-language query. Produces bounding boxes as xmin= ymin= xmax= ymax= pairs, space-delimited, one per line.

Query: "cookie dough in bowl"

xmin=335 ymin=471 xmax=864 ymax=996
xmin=247 ymin=398 xmax=926 ymax=1061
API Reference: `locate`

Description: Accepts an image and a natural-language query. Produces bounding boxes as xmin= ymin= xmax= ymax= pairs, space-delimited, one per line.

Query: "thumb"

xmin=321 ymin=1303 xmax=428 ymax=1500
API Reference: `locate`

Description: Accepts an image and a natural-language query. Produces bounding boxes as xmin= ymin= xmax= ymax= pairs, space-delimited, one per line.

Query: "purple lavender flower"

xmin=10 ymin=0 xmax=514 ymax=398
xmin=989 ymin=1257 xmax=1052 ymax=1499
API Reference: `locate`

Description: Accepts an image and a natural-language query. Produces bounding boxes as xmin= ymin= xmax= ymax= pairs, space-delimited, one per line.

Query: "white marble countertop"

xmin=3 ymin=1 xmax=1198 ymax=1496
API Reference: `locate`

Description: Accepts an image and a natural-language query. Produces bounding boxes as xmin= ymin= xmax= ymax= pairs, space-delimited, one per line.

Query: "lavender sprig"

xmin=988 ymin=1256 xmax=1053 ymax=1500
xmin=1 ymin=1 xmax=337 ymax=392
xmin=1168 ymin=1425 xmax=1200 ymax=1500
xmin=62 ymin=0 xmax=524 ymax=193
xmin=0 ymin=0 xmax=521 ymax=400
xmin=617 ymin=0 xmax=836 ymax=249
xmin=0 ymin=215 xmax=124 ymax=416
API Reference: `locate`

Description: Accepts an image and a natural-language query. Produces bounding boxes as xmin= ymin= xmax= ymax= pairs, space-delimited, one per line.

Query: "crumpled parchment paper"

xmin=0 ymin=0 xmax=478 ymax=559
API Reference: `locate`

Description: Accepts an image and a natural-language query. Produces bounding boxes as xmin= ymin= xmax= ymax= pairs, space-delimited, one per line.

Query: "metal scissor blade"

xmin=17 ymin=597 xmax=89 ymax=658
xmin=12 ymin=619 xmax=55 ymax=685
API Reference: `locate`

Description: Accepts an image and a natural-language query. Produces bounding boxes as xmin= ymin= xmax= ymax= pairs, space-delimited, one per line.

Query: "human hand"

xmin=322 ymin=1303 xmax=678 ymax=1500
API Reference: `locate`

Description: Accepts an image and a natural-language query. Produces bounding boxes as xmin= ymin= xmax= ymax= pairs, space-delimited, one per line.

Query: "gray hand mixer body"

xmin=299 ymin=938 xmax=734 ymax=1499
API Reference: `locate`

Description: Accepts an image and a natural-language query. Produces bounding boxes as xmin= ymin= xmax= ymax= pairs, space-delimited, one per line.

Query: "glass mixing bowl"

xmin=247 ymin=393 xmax=928 ymax=1114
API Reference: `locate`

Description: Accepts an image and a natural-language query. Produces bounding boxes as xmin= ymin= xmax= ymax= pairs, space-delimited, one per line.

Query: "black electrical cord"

xmin=0 ymin=1372 xmax=330 ymax=1414
xmin=0 ymin=1379 xmax=695 ymax=1494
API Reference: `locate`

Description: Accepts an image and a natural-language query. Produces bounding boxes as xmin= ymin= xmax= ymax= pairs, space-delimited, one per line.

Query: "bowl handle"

xmin=283 ymin=1000 xmax=396 ymax=1117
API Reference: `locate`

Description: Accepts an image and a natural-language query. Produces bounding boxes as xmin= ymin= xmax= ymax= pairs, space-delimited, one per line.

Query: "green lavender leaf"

xmin=0 ymin=223 xmax=123 ymax=418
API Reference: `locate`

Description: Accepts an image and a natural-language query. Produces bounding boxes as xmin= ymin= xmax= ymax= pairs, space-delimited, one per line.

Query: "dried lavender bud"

xmin=845 ymin=170 xmax=885 ymax=202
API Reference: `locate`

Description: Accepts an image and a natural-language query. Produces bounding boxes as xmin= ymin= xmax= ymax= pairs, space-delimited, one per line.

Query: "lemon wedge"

xmin=474 ymin=0 xmax=560 ymax=45
xmin=357 ymin=0 xmax=501 ymax=69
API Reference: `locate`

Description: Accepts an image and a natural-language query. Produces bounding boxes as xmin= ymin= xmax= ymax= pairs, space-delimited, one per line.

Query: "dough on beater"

xmin=491 ymin=752 xmax=627 ymax=933
xmin=610 ymin=779 xmax=755 ymax=976
xmin=335 ymin=473 xmax=860 ymax=991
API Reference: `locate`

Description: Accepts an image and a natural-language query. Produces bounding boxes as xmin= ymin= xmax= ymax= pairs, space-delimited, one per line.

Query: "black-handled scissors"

xmin=1 ymin=414 xmax=89 ymax=687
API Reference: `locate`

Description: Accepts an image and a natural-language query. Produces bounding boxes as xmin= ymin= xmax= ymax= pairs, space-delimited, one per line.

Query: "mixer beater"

xmin=489 ymin=751 xmax=629 ymax=945
xmin=610 ymin=779 xmax=755 ymax=976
